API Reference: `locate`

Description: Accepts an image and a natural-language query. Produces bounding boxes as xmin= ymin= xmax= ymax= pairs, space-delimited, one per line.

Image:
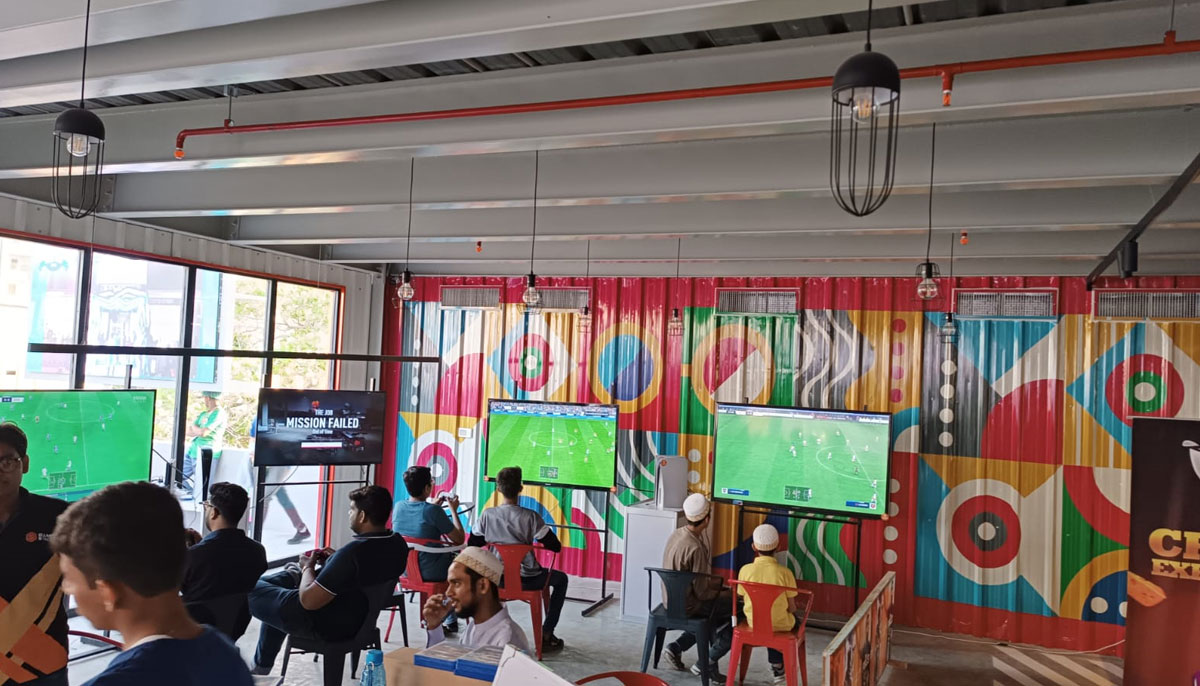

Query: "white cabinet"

xmin=620 ymin=500 xmax=687 ymax=622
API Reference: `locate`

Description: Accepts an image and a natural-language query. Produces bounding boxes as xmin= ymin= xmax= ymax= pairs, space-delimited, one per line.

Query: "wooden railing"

xmin=822 ymin=572 xmax=896 ymax=686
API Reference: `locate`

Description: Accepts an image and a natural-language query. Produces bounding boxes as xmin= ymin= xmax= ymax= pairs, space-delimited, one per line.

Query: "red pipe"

xmin=174 ymin=31 xmax=1195 ymax=157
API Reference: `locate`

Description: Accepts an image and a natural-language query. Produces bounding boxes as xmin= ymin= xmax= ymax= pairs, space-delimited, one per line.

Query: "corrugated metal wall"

xmin=384 ymin=273 xmax=1200 ymax=652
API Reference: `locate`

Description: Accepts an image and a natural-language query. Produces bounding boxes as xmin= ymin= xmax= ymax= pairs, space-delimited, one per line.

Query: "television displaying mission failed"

xmin=712 ymin=403 xmax=891 ymax=517
xmin=485 ymin=400 xmax=618 ymax=491
xmin=0 ymin=390 xmax=155 ymax=502
xmin=254 ymin=389 xmax=386 ymax=466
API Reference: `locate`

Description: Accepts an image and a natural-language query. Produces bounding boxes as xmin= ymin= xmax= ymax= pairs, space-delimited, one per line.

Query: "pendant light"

xmin=52 ymin=0 xmax=106 ymax=220
xmin=397 ymin=157 xmax=416 ymax=301
xmin=915 ymin=124 xmax=940 ymax=301
xmin=523 ymin=151 xmax=542 ymax=309
xmin=578 ymin=240 xmax=593 ymax=336
xmin=667 ymin=239 xmax=684 ymax=338
xmin=830 ymin=0 xmax=901 ymax=217
xmin=940 ymin=232 xmax=958 ymax=342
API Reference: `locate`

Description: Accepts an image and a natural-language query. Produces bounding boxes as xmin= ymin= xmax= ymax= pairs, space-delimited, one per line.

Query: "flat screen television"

xmin=484 ymin=399 xmax=619 ymax=491
xmin=0 ymin=389 xmax=156 ymax=501
xmin=712 ymin=403 xmax=892 ymax=518
xmin=253 ymin=389 xmax=386 ymax=466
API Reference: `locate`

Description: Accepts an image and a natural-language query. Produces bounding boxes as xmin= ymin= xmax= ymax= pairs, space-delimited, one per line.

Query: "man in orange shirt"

xmin=737 ymin=524 xmax=799 ymax=686
xmin=0 ymin=423 xmax=69 ymax=686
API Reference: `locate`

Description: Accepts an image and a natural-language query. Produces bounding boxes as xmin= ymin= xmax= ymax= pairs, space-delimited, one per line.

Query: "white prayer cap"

xmin=454 ymin=546 xmax=503 ymax=585
xmin=682 ymin=493 xmax=711 ymax=522
xmin=752 ymin=524 xmax=780 ymax=551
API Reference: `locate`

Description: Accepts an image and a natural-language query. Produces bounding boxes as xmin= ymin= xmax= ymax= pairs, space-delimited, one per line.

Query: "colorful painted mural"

xmin=380 ymin=274 xmax=1200 ymax=652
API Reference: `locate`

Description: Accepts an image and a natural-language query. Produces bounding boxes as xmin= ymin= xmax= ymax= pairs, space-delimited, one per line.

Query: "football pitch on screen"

xmin=487 ymin=413 xmax=617 ymax=489
xmin=0 ymin=391 xmax=155 ymax=501
xmin=714 ymin=414 xmax=887 ymax=514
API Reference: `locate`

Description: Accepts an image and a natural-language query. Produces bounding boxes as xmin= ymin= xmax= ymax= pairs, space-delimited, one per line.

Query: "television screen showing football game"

xmin=254 ymin=389 xmax=386 ymax=466
xmin=0 ymin=390 xmax=156 ymax=502
xmin=712 ymin=403 xmax=892 ymax=517
xmin=485 ymin=400 xmax=618 ymax=491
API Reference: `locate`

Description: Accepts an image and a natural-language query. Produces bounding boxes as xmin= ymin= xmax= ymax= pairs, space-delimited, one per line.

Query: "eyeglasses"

xmin=0 ymin=454 xmax=22 ymax=473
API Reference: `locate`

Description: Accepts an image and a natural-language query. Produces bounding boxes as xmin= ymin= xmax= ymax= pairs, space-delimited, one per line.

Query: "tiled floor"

xmin=64 ymin=597 xmax=1123 ymax=685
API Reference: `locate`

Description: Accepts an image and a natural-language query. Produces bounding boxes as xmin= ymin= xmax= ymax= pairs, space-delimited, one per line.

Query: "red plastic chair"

xmin=576 ymin=672 xmax=669 ymax=686
xmin=492 ymin=543 xmax=557 ymax=661
xmin=726 ymin=580 xmax=815 ymax=686
xmin=384 ymin=536 xmax=461 ymax=643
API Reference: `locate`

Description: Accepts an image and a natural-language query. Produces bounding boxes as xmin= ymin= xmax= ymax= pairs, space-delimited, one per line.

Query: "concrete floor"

xmin=65 ymin=594 xmax=1124 ymax=685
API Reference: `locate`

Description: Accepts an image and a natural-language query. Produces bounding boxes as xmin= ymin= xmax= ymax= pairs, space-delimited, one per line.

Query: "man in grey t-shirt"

xmin=469 ymin=466 xmax=568 ymax=653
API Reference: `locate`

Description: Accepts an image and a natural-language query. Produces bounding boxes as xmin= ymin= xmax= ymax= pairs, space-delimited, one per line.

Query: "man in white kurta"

xmin=422 ymin=546 xmax=531 ymax=653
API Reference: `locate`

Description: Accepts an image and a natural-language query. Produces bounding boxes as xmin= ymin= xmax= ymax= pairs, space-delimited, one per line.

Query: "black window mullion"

xmin=171 ymin=266 xmax=198 ymax=491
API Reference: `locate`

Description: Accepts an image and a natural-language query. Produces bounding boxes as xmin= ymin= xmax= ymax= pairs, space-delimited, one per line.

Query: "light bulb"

xmin=939 ymin=316 xmax=958 ymax=341
xmin=523 ymin=286 xmax=540 ymax=307
xmin=523 ymin=273 xmax=539 ymax=307
xmin=66 ymin=133 xmax=91 ymax=158
xmin=397 ymin=269 xmax=415 ymax=301
xmin=577 ymin=306 xmax=592 ymax=335
xmin=851 ymin=90 xmax=875 ymax=123
xmin=667 ymin=308 xmax=684 ymax=337
xmin=916 ymin=278 xmax=939 ymax=301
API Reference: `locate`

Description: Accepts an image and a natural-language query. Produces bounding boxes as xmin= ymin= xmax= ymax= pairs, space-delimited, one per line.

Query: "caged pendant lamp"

xmin=667 ymin=239 xmax=684 ymax=338
xmin=915 ymin=124 xmax=940 ymax=301
xmin=522 ymin=151 xmax=542 ymax=309
xmin=398 ymin=158 xmax=417 ymax=301
xmin=52 ymin=0 xmax=106 ymax=220
xmin=830 ymin=0 xmax=901 ymax=217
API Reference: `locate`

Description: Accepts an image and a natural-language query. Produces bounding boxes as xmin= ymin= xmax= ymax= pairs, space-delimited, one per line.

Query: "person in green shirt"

xmin=182 ymin=391 xmax=228 ymax=501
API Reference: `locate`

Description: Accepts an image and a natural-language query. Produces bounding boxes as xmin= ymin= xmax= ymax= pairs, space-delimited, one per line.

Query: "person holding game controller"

xmin=248 ymin=485 xmax=407 ymax=676
xmin=392 ymin=466 xmax=467 ymax=634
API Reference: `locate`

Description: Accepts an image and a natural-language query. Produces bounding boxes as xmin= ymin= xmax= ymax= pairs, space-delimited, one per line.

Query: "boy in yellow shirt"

xmin=736 ymin=524 xmax=799 ymax=685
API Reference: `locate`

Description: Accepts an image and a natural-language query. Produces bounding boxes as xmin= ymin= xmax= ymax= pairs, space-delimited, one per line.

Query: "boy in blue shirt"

xmin=50 ymin=481 xmax=252 ymax=686
xmin=392 ymin=466 xmax=465 ymax=633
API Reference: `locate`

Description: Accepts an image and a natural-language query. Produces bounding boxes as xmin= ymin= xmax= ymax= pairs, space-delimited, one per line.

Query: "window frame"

xmin=2 ymin=229 xmax=347 ymax=560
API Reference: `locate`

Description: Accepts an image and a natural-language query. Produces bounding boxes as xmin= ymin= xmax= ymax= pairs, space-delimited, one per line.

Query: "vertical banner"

xmin=1126 ymin=417 xmax=1200 ymax=685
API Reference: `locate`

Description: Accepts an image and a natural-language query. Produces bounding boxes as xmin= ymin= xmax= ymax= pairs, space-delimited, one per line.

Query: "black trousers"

xmin=521 ymin=569 xmax=569 ymax=634
xmin=667 ymin=592 xmax=733 ymax=667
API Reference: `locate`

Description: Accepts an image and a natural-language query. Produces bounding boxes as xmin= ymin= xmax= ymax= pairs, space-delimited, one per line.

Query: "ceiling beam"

xmin=1088 ymin=146 xmax=1200 ymax=286
xmin=0 ymin=1 xmax=379 ymax=62
xmin=2 ymin=108 xmax=1183 ymax=218
xmin=0 ymin=0 xmax=904 ymax=108
xmin=0 ymin=1 xmax=1195 ymax=178
xmin=325 ymin=225 xmax=1200 ymax=262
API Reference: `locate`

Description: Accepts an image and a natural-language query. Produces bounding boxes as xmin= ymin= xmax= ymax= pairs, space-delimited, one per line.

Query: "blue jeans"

xmin=248 ymin=570 xmax=320 ymax=669
xmin=767 ymin=616 xmax=799 ymax=666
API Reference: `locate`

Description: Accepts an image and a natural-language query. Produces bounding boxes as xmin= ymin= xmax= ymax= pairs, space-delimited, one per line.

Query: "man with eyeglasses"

xmin=0 ymin=422 xmax=70 ymax=686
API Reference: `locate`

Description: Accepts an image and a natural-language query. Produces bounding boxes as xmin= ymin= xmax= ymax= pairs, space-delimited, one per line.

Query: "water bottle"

xmin=361 ymin=649 xmax=385 ymax=686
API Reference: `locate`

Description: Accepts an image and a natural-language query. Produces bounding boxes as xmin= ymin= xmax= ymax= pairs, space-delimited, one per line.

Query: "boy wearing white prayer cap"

xmin=660 ymin=493 xmax=732 ymax=681
xmin=737 ymin=523 xmax=800 ymax=685
xmin=422 ymin=546 xmax=530 ymax=653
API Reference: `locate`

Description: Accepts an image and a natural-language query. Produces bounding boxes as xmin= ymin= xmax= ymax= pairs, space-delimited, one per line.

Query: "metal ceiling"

xmin=0 ymin=0 xmax=1121 ymax=118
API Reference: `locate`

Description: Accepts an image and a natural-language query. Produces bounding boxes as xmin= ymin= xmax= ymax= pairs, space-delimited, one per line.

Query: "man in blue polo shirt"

xmin=0 ymin=422 xmax=69 ymax=686
xmin=249 ymin=485 xmax=408 ymax=675
xmin=392 ymin=465 xmax=465 ymax=634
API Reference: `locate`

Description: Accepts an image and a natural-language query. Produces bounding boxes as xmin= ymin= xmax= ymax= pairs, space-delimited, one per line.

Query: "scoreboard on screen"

xmin=712 ymin=403 xmax=892 ymax=518
xmin=0 ymin=390 xmax=156 ymax=501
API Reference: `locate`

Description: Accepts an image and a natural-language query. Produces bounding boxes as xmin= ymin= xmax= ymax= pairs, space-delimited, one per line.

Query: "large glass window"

xmin=6 ymin=238 xmax=344 ymax=562
xmin=272 ymin=282 xmax=338 ymax=389
xmin=0 ymin=237 xmax=80 ymax=389
xmin=85 ymin=253 xmax=189 ymax=485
